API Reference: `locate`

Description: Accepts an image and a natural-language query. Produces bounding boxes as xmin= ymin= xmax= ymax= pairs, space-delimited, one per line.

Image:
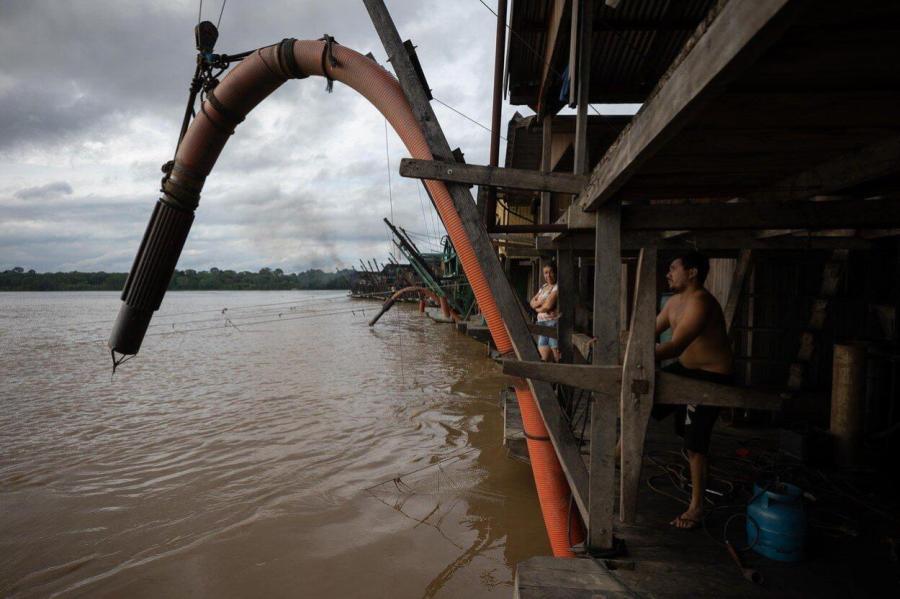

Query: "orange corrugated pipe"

xmin=172 ymin=39 xmax=583 ymax=557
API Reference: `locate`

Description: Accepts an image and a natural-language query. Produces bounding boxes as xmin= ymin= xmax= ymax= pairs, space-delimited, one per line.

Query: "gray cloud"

xmin=14 ymin=181 xmax=74 ymax=200
xmin=0 ymin=0 xmax=522 ymax=273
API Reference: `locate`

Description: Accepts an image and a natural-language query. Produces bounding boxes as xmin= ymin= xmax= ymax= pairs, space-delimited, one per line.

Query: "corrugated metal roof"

xmin=507 ymin=0 xmax=716 ymax=110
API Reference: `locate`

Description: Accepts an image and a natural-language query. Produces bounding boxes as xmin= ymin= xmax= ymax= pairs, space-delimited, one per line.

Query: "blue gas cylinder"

xmin=746 ymin=482 xmax=806 ymax=562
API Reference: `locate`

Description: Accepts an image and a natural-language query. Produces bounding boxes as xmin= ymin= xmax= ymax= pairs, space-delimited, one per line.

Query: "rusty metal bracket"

xmin=630 ymin=378 xmax=650 ymax=395
xmin=402 ymin=40 xmax=432 ymax=100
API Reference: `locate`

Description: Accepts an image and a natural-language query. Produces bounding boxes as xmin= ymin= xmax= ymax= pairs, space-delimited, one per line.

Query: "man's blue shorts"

xmin=537 ymin=319 xmax=558 ymax=349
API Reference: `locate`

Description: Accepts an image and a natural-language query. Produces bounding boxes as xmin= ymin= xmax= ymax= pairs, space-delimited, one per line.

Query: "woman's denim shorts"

xmin=537 ymin=319 xmax=558 ymax=349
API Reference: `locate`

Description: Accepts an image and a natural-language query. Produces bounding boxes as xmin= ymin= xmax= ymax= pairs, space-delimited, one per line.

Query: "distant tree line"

xmin=0 ymin=267 xmax=353 ymax=291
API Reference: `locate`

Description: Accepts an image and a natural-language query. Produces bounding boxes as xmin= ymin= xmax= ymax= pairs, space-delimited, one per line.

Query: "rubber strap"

xmin=319 ymin=34 xmax=339 ymax=92
xmin=200 ymin=102 xmax=235 ymax=135
xmin=205 ymin=88 xmax=245 ymax=127
xmin=278 ymin=38 xmax=307 ymax=79
xmin=523 ymin=430 xmax=551 ymax=442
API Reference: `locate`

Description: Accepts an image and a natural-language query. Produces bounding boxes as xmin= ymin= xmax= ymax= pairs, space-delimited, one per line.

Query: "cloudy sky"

xmin=0 ymin=0 xmax=539 ymax=273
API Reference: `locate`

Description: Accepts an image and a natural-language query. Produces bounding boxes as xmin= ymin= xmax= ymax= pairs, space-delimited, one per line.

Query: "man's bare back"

xmin=659 ymin=289 xmax=733 ymax=374
xmin=655 ymin=256 xmax=733 ymax=374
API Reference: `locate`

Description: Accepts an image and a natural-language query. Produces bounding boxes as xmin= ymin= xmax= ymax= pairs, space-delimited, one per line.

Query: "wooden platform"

xmin=515 ymin=556 xmax=634 ymax=598
xmin=509 ymin=419 xmax=900 ymax=598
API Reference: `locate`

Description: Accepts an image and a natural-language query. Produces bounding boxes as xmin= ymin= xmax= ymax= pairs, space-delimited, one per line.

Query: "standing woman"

xmin=530 ymin=263 xmax=560 ymax=362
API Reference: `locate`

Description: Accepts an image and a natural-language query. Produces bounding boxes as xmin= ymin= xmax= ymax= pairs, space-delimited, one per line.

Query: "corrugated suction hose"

xmin=108 ymin=38 xmax=583 ymax=556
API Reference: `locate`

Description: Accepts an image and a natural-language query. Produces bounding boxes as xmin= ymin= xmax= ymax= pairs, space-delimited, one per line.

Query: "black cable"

xmin=432 ymin=97 xmax=507 ymax=141
xmin=216 ymin=0 xmax=227 ymax=29
xmin=74 ymin=294 xmax=347 ymax=327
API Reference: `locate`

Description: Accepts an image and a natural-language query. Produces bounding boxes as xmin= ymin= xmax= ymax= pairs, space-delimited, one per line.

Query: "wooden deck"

xmin=510 ymin=418 xmax=900 ymax=598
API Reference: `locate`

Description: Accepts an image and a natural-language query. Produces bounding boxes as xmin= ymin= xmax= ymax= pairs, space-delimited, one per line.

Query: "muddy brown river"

xmin=0 ymin=291 xmax=549 ymax=598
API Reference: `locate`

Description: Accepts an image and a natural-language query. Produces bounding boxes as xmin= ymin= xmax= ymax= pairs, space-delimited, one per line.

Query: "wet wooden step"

xmin=515 ymin=556 xmax=636 ymax=598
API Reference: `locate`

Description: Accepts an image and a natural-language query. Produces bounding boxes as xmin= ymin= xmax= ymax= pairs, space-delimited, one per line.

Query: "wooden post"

xmin=831 ymin=343 xmax=866 ymax=467
xmin=589 ymin=201 xmax=621 ymax=551
xmin=541 ymin=116 xmax=553 ymax=225
xmin=573 ymin=0 xmax=592 ymax=176
xmin=568 ymin=0 xmax=579 ymax=107
xmin=364 ymin=0 xmax=591 ymax=523
xmin=557 ymin=249 xmax=575 ymax=363
xmin=619 ymin=248 xmax=657 ymax=523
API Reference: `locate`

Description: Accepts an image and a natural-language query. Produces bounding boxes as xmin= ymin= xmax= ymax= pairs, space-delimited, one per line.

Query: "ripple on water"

xmin=1 ymin=292 xmax=548 ymax=598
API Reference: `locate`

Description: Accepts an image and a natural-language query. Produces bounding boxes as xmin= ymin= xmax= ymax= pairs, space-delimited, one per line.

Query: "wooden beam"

xmin=578 ymin=0 xmax=803 ymax=211
xmin=561 ymin=199 xmax=898 ymax=235
xmin=589 ymin=200 xmax=620 ymax=551
xmin=502 ymin=360 xmax=621 ymax=392
xmin=747 ymin=136 xmax=900 ymax=203
xmin=619 ymin=248 xmax=657 ymax=524
xmin=567 ymin=0 xmax=579 ymax=107
xmin=538 ymin=0 xmax=569 ymax=115
xmin=622 ymin=198 xmax=900 ymax=231
xmin=543 ymin=230 xmax=873 ymax=251
xmin=364 ymin=0 xmax=591 ymax=523
xmin=527 ymin=322 xmax=558 ymax=339
xmin=723 ymin=250 xmax=752 ymax=333
xmin=400 ymin=158 xmax=588 ymax=195
xmin=622 ymin=231 xmax=873 ymax=250
xmin=494 ymin=224 xmax=568 ymax=234
xmin=655 ymin=373 xmax=784 ymax=410
xmin=503 ymin=358 xmax=785 ymax=411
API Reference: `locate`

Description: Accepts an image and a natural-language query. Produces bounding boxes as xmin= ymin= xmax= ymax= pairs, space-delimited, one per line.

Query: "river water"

xmin=0 ymin=291 xmax=548 ymax=598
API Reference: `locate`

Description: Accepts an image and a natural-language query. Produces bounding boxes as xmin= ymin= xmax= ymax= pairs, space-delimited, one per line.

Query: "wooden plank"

xmin=399 ymin=159 xmax=588 ymax=195
xmin=589 ymin=201 xmax=621 ymax=551
xmin=622 ymin=198 xmax=900 ymax=231
xmin=655 ymin=373 xmax=784 ymax=410
xmin=723 ymin=250 xmax=753 ymax=333
xmin=502 ymin=360 xmax=621 ymax=393
xmin=578 ymin=0 xmax=803 ymax=211
xmin=527 ymin=322 xmax=558 ymax=339
xmin=515 ymin=556 xmax=634 ymax=599
xmin=364 ymin=0 xmax=592 ymax=525
xmin=747 ymin=136 xmax=900 ymax=202
xmin=503 ymin=359 xmax=785 ymax=410
xmin=619 ymin=249 xmax=657 ymax=524
xmin=557 ymin=249 xmax=576 ymax=362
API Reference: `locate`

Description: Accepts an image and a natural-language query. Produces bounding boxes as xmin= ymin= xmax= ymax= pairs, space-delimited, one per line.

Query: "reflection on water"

xmin=0 ymin=291 xmax=549 ymax=598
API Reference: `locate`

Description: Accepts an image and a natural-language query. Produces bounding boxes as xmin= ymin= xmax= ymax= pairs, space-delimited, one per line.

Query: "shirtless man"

xmin=654 ymin=251 xmax=734 ymax=530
